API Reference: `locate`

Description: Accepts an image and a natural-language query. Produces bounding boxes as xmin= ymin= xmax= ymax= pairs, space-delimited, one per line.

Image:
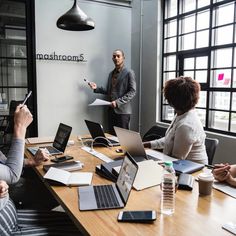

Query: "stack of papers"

xmin=43 ymin=161 xmax=84 ymax=172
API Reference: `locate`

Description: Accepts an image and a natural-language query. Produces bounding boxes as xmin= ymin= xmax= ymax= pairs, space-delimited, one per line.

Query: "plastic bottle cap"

xmin=164 ymin=161 xmax=173 ymax=166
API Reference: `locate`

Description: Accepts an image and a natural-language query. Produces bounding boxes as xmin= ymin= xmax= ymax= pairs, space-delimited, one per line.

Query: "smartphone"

xmin=117 ymin=211 xmax=156 ymax=223
xmin=51 ymin=155 xmax=73 ymax=163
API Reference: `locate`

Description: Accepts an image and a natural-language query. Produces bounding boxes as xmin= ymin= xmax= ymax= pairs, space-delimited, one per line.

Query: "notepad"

xmin=113 ymin=160 xmax=163 ymax=191
xmin=44 ymin=167 xmax=93 ymax=186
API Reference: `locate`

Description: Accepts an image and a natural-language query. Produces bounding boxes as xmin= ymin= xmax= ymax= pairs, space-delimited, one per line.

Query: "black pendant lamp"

xmin=57 ymin=0 xmax=95 ymax=31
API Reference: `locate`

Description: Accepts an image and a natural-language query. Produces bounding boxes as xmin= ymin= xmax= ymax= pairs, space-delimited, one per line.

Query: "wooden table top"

xmin=25 ymin=137 xmax=236 ymax=236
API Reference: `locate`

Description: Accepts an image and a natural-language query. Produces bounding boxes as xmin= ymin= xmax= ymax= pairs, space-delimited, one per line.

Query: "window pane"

xmin=162 ymin=105 xmax=174 ymax=121
xmin=164 ymin=37 xmax=177 ymax=53
xmin=212 ymin=25 xmax=233 ymax=46
xmin=209 ymin=92 xmax=230 ymax=110
xmin=197 ymin=11 xmax=210 ymax=30
xmin=165 ymin=0 xmax=177 ymax=19
xmin=8 ymin=88 xmax=28 ymax=102
xmin=2 ymin=59 xmax=27 ymax=87
xmin=179 ymin=33 xmax=195 ymax=50
xmin=196 ymin=56 xmax=208 ymax=69
xmin=163 ymin=72 xmax=176 ymax=83
xmin=211 ymin=48 xmax=232 ymax=68
xmin=180 ymin=0 xmax=196 ymax=14
xmin=195 ymin=70 xmax=207 ymax=83
xmin=233 ymin=69 xmax=236 ymax=88
xmin=231 ymin=113 xmax=236 ymax=133
xmin=164 ymin=56 xmax=176 ymax=71
xmin=234 ymin=48 xmax=236 ymax=67
xmin=183 ymin=70 xmax=194 ymax=79
xmin=180 ymin=15 xmax=195 ymax=34
xmin=197 ymin=91 xmax=207 ymax=108
xmin=210 ymin=69 xmax=232 ymax=88
xmin=196 ymin=30 xmax=209 ymax=48
xmin=232 ymin=93 xmax=236 ymax=111
xmin=198 ymin=0 xmax=210 ymax=8
xmin=165 ymin=20 xmax=177 ymax=37
xmin=196 ymin=109 xmax=206 ymax=127
xmin=208 ymin=111 xmax=229 ymax=131
xmin=184 ymin=58 xmax=194 ymax=70
xmin=213 ymin=3 xmax=235 ymax=27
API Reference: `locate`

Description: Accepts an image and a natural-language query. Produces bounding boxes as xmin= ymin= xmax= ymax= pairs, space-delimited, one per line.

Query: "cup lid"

xmin=198 ymin=172 xmax=214 ymax=181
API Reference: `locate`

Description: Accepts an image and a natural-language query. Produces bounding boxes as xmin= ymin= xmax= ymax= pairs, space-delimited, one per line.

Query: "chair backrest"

xmin=205 ymin=137 xmax=219 ymax=165
xmin=142 ymin=125 xmax=168 ymax=142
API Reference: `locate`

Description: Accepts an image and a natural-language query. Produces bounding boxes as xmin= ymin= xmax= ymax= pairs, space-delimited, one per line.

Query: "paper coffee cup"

xmin=198 ymin=172 xmax=214 ymax=195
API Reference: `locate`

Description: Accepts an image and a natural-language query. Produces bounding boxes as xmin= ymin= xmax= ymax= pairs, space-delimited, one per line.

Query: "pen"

xmin=205 ymin=164 xmax=222 ymax=169
xmin=205 ymin=164 xmax=215 ymax=169
xmin=84 ymin=78 xmax=91 ymax=85
xmin=22 ymin=91 xmax=32 ymax=106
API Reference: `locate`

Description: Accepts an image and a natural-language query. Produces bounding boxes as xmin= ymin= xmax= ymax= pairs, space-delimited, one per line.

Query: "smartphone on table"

xmin=117 ymin=210 xmax=156 ymax=223
xmin=51 ymin=155 xmax=73 ymax=163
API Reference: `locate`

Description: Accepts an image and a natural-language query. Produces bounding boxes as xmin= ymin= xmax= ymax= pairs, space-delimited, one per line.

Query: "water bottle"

xmin=161 ymin=161 xmax=176 ymax=215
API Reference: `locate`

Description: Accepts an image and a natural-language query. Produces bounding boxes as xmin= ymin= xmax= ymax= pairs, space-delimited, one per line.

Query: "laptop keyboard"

xmin=94 ymin=185 xmax=120 ymax=209
xmin=45 ymin=146 xmax=61 ymax=154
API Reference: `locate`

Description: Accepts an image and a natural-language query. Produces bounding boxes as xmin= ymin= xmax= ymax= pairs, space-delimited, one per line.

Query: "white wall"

xmin=35 ymin=0 xmax=132 ymax=136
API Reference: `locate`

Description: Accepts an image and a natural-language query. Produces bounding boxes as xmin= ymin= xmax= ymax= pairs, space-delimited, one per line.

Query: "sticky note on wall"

xmin=218 ymin=73 xmax=224 ymax=81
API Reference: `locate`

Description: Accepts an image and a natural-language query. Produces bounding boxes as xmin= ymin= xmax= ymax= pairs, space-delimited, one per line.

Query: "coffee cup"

xmin=198 ymin=172 xmax=214 ymax=195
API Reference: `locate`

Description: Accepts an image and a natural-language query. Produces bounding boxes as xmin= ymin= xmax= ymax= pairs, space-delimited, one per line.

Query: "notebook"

xmin=84 ymin=120 xmax=119 ymax=146
xmin=173 ymin=159 xmax=204 ymax=174
xmin=78 ymin=153 xmax=138 ymax=211
xmin=27 ymin=123 xmax=72 ymax=156
xmin=114 ymin=126 xmax=160 ymax=162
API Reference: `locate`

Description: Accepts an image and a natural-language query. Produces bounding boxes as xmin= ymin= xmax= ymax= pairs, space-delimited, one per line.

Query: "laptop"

xmin=78 ymin=153 xmax=138 ymax=211
xmin=84 ymin=120 xmax=119 ymax=146
xmin=114 ymin=126 xmax=159 ymax=162
xmin=27 ymin=123 xmax=72 ymax=156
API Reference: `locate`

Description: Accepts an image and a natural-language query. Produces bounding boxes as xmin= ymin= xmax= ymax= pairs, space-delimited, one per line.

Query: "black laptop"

xmin=27 ymin=123 xmax=72 ymax=156
xmin=85 ymin=120 xmax=119 ymax=146
xmin=78 ymin=153 xmax=138 ymax=211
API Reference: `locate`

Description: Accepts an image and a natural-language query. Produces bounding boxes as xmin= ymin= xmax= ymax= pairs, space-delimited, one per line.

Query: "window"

xmin=161 ymin=0 xmax=236 ymax=136
xmin=0 ymin=0 xmax=38 ymax=142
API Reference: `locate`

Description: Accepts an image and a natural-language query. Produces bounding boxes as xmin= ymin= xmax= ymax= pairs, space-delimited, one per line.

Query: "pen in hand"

xmin=84 ymin=79 xmax=91 ymax=85
xmin=21 ymin=91 xmax=32 ymax=106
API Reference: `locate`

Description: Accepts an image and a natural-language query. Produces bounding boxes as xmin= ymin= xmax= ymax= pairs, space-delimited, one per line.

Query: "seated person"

xmin=212 ymin=164 xmax=236 ymax=187
xmin=143 ymin=76 xmax=208 ymax=164
xmin=0 ymin=104 xmax=80 ymax=235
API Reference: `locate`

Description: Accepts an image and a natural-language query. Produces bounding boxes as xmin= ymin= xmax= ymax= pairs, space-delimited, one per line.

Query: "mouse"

xmin=115 ymin=149 xmax=123 ymax=153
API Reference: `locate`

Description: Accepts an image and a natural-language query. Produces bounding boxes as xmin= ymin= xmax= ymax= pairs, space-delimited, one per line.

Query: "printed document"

xmin=88 ymin=99 xmax=111 ymax=106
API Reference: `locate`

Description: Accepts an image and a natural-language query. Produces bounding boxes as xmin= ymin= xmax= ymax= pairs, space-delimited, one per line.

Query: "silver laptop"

xmin=27 ymin=123 xmax=72 ymax=156
xmin=78 ymin=153 xmax=138 ymax=211
xmin=114 ymin=127 xmax=159 ymax=162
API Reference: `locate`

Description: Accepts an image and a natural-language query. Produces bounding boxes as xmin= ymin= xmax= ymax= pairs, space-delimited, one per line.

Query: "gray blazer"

xmin=94 ymin=67 xmax=136 ymax=114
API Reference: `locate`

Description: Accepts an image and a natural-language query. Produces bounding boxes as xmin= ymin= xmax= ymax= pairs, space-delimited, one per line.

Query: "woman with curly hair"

xmin=144 ymin=76 xmax=208 ymax=164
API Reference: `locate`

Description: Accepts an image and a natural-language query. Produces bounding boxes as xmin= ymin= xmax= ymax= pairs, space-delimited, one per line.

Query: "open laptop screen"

xmin=116 ymin=154 xmax=138 ymax=204
xmin=53 ymin=123 xmax=72 ymax=152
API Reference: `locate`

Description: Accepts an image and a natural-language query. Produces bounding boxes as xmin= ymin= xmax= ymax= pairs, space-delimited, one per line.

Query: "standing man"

xmin=89 ymin=49 xmax=136 ymax=134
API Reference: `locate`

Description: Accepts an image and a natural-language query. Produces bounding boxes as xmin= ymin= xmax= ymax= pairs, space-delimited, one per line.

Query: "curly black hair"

xmin=163 ymin=76 xmax=200 ymax=113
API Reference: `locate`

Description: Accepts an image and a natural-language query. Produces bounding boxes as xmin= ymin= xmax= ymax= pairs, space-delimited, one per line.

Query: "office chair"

xmin=142 ymin=125 xmax=168 ymax=142
xmin=205 ymin=137 xmax=219 ymax=165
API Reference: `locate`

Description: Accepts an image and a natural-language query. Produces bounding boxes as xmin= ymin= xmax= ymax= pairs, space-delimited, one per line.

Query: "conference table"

xmin=25 ymin=136 xmax=236 ymax=236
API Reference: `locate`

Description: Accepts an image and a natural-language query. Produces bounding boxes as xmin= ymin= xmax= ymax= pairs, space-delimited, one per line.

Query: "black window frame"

xmin=161 ymin=0 xmax=236 ymax=137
